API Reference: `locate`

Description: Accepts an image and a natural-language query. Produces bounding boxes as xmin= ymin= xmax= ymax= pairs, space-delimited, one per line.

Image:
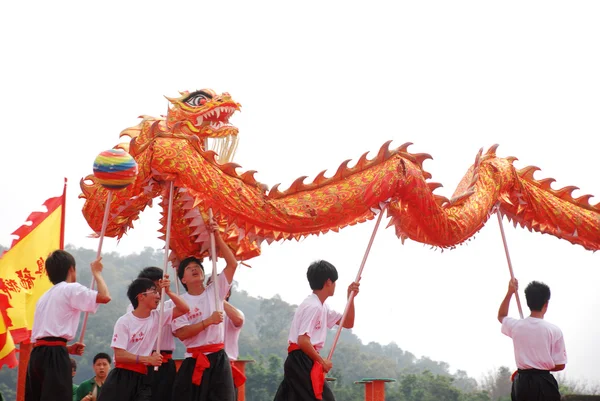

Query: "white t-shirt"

xmin=111 ymin=308 xmax=174 ymax=356
xmin=126 ymin=300 xmax=175 ymax=351
xmin=501 ymin=316 xmax=568 ymax=370
xmin=224 ymin=310 xmax=244 ymax=361
xmin=172 ymin=273 xmax=231 ymax=357
xmin=31 ymin=281 xmax=99 ymax=341
xmin=287 ymin=293 xmax=342 ymax=352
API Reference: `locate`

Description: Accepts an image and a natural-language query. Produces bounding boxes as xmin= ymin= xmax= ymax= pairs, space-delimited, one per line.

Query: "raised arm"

xmin=161 ymin=275 xmax=190 ymax=319
xmin=211 ymin=222 xmax=238 ymax=283
xmin=223 ymin=301 xmax=244 ymax=327
xmin=498 ymin=278 xmax=518 ymax=323
xmin=91 ymin=258 xmax=111 ymax=304
xmin=337 ymin=282 xmax=359 ymax=329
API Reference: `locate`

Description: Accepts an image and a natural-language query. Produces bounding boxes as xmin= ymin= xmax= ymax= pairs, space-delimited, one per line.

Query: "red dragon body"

xmin=80 ymin=89 xmax=600 ymax=264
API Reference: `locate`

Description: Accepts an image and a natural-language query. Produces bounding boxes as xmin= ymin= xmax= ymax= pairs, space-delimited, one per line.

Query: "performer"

xmin=75 ymin=352 xmax=111 ymax=401
xmin=97 ymin=276 xmax=189 ymax=401
xmin=274 ymin=260 xmax=359 ymax=401
xmin=498 ymin=278 xmax=567 ymax=401
xmin=125 ymin=267 xmax=177 ymax=401
xmin=223 ymin=289 xmax=245 ymax=398
xmin=171 ymin=221 xmax=239 ymax=401
xmin=26 ymin=250 xmax=111 ymax=401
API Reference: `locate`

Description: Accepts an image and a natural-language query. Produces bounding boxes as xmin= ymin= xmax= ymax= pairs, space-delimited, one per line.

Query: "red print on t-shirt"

xmin=315 ymin=320 xmax=322 ymax=330
xmin=131 ymin=331 xmax=145 ymax=343
xmin=112 ymin=334 xmax=118 ymax=343
xmin=188 ymin=307 xmax=202 ymax=321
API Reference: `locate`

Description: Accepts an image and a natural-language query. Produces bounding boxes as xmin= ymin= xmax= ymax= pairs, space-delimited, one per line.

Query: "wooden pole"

xmin=155 ymin=181 xmax=175 ymax=370
xmin=208 ymin=209 xmax=220 ymax=311
xmin=496 ymin=210 xmax=524 ymax=319
xmin=328 ymin=206 xmax=386 ymax=360
xmin=79 ymin=190 xmax=113 ymax=343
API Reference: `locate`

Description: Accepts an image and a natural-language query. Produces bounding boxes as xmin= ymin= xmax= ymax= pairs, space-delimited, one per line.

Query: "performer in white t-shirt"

xmin=126 ymin=266 xmax=177 ymax=401
xmin=498 ymin=278 xmax=567 ymax=401
xmin=26 ymin=250 xmax=111 ymax=401
xmin=171 ymin=221 xmax=239 ymax=401
xmin=98 ymin=276 xmax=188 ymax=401
xmin=223 ymin=288 xmax=245 ymax=394
xmin=274 ymin=260 xmax=359 ymax=401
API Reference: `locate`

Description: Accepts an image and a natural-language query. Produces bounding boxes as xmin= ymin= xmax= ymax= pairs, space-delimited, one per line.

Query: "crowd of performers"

xmin=24 ymin=222 xmax=567 ymax=401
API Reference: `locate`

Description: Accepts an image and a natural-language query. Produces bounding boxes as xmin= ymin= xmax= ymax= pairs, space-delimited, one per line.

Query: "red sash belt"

xmin=230 ymin=361 xmax=246 ymax=388
xmin=33 ymin=340 xmax=67 ymax=348
xmin=511 ymin=370 xmax=518 ymax=382
xmin=288 ymin=343 xmax=325 ymax=400
xmin=187 ymin=343 xmax=224 ymax=386
xmin=115 ymin=361 xmax=147 ymax=375
xmin=160 ymin=351 xmax=173 ymax=361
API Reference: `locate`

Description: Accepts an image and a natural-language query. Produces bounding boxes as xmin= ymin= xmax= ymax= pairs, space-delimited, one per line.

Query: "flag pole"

xmin=496 ymin=210 xmax=524 ymax=319
xmin=79 ymin=191 xmax=113 ymax=343
xmin=60 ymin=178 xmax=67 ymax=249
xmin=155 ymin=181 xmax=175 ymax=370
xmin=327 ymin=205 xmax=387 ymax=360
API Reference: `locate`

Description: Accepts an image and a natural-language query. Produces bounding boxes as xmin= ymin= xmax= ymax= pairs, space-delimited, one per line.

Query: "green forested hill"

xmin=0 ymin=245 xmax=507 ymax=400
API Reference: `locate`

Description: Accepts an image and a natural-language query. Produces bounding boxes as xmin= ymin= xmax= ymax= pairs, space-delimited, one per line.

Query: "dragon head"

xmin=166 ymin=89 xmax=241 ymax=139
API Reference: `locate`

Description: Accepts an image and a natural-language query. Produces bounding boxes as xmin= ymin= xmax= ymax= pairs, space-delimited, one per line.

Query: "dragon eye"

xmin=184 ymin=91 xmax=212 ymax=107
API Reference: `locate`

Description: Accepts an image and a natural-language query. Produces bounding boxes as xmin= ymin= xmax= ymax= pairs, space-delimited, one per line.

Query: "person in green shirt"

xmin=71 ymin=358 xmax=78 ymax=401
xmin=75 ymin=352 xmax=111 ymax=401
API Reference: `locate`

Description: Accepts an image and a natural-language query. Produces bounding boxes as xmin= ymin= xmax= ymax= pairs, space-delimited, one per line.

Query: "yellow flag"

xmin=0 ymin=186 xmax=65 ymax=348
xmin=0 ymin=294 xmax=17 ymax=368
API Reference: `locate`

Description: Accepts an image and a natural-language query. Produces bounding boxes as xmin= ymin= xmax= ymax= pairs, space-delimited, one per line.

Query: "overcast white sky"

xmin=2 ymin=0 xmax=599 ymax=385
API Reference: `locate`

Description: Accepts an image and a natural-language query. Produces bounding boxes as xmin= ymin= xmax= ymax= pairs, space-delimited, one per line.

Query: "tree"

xmin=254 ymin=295 xmax=295 ymax=358
xmin=244 ymin=354 xmax=284 ymax=401
xmin=481 ymin=366 xmax=512 ymax=401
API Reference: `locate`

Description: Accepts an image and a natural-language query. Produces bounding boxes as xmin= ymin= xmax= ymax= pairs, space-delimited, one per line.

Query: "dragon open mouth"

xmin=195 ymin=105 xmax=237 ymax=129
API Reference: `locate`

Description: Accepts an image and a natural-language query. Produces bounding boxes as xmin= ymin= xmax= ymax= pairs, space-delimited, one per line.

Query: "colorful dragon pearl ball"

xmin=93 ymin=149 xmax=139 ymax=190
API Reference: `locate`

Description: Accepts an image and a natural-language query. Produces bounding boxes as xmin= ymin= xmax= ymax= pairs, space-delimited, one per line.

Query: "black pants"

xmin=25 ymin=339 xmax=71 ymax=401
xmin=273 ymin=350 xmax=335 ymax=401
xmin=97 ymin=368 xmax=151 ymax=401
xmin=171 ymin=350 xmax=235 ymax=401
xmin=511 ymin=369 xmax=560 ymax=401
xmin=147 ymin=355 xmax=176 ymax=401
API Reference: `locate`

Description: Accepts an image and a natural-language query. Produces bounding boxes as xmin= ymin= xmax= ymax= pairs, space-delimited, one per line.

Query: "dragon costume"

xmin=80 ymin=89 xmax=600 ymax=264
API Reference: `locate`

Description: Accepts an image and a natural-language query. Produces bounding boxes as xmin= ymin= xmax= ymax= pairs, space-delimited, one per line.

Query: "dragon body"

xmin=80 ymin=89 xmax=600 ymax=264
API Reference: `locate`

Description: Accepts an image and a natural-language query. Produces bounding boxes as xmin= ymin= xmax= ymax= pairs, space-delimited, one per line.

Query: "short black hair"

xmin=177 ymin=257 xmax=203 ymax=291
xmin=307 ymin=260 xmax=338 ymax=290
xmin=93 ymin=352 xmax=112 ymax=365
xmin=127 ymin=278 xmax=156 ymax=309
xmin=45 ymin=250 xmax=76 ymax=284
xmin=138 ymin=266 xmax=163 ymax=282
xmin=70 ymin=358 xmax=77 ymax=371
xmin=525 ymin=281 xmax=551 ymax=311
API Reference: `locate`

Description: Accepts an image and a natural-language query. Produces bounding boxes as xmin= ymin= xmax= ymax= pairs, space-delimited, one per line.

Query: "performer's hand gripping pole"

xmin=327 ymin=205 xmax=387 ymax=360
xmin=79 ymin=191 xmax=113 ymax=343
xmin=155 ymin=181 xmax=175 ymax=371
xmin=496 ymin=209 xmax=524 ymax=319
